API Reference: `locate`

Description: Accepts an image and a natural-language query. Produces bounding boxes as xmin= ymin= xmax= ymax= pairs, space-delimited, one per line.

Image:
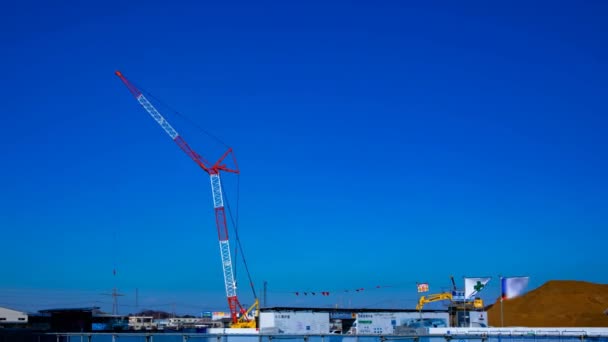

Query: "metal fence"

xmin=41 ymin=334 xmax=608 ymax=342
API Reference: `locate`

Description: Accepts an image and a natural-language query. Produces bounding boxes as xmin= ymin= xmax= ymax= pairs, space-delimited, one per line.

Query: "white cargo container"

xmin=354 ymin=311 xmax=449 ymax=335
xmin=259 ymin=311 xmax=330 ymax=335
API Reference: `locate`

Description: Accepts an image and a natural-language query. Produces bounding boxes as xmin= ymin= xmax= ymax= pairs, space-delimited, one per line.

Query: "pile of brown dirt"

xmin=487 ymin=280 xmax=608 ymax=327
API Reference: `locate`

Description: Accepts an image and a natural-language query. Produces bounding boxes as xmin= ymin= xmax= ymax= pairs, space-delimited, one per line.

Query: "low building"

xmin=356 ymin=311 xmax=450 ymax=335
xmin=260 ymin=310 xmax=330 ymax=334
xmin=260 ymin=307 xmax=463 ymax=335
xmin=38 ymin=307 xmax=98 ymax=332
xmin=0 ymin=307 xmax=28 ymax=327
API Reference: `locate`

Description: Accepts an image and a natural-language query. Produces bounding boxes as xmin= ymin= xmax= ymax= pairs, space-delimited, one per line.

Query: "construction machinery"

xmin=416 ymin=277 xmax=484 ymax=316
xmin=416 ymin=276 xmax=486 ymax=327
xmin=115 ymin=71 xmax=258 ymax=328
xmin=231 ymin=298 xmax=259 ymax=328
xmin=416 ymin=292 xmax=452 ymax=311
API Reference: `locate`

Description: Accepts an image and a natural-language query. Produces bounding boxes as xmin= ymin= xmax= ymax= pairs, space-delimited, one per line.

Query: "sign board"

xmin=452 ymin=290 xmax=465 ymax=302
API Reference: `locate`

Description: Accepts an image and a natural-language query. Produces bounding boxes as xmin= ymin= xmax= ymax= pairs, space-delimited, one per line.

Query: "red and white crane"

xmin=115 ymin=71 xmax=254 ymax=325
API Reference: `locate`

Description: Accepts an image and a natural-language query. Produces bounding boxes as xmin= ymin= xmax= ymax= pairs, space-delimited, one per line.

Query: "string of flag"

xmin=289 ymin=283 xmax=409 ymax=297
xmin=285 ymin=276 xmax=530 ymax=299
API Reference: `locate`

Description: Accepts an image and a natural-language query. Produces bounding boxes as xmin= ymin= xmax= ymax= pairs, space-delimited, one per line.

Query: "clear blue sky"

xmin=1 ymin=0 xmax=607 ymax=315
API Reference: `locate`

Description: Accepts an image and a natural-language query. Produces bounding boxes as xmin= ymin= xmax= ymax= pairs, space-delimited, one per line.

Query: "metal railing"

xmin=36 ymin=333 xmax=608 ymax=342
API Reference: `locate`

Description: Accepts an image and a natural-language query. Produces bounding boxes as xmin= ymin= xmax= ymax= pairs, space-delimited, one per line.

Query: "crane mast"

xmin=115 ymin=71 xmax=246 ymax=324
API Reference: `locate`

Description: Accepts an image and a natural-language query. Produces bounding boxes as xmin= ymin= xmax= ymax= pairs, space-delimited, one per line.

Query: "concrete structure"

xmin=0 ymin=307 xmax=28 ymax=325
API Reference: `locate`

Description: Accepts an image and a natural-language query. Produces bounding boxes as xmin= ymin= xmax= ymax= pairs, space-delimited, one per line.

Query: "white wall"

xmin=259 ymin=311 xmax=330 ymax=335
xmin=0 ymin=307 xmax=28 ymax=324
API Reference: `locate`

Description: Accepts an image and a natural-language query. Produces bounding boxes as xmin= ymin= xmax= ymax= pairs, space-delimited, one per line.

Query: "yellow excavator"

xmin=230 ymin=299 xmax=260 ymax=328
xmin=416 ymin=276 xmax=484 ymax=311
xmin=416 ymin=292 xmax=453 ymax=311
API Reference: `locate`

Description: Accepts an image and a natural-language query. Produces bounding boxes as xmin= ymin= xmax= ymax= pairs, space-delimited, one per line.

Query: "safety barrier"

xmin=38 ymin=332 xmax=608 ymax=342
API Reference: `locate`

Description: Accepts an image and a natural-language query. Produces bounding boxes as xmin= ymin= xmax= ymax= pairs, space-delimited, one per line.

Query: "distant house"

xmin=127 ymin=316 xmax=156 ymax=331
xmin=0 ymin=306 xmax=28 ymax=327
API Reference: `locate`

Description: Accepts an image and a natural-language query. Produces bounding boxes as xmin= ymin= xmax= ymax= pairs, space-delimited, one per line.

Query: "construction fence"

xmin=16 ymin=333 xmax=608 ymax=342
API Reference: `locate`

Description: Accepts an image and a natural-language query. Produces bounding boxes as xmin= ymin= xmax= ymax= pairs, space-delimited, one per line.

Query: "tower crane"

xmin=115 ymin=71 xmax=257 ymax=327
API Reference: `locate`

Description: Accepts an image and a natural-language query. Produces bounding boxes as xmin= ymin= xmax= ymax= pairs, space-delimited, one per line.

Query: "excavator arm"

xmin=416 ymin=292 xmax=453 ymax=311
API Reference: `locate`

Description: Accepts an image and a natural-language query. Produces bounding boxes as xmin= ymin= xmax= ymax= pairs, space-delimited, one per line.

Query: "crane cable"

xmin=222 ymin=174 xmax=259 ymax=300
xmin=139 ymin=86 xmax=258 ymax=301
xmin=139 ymin=85 xmax=231 ymax=149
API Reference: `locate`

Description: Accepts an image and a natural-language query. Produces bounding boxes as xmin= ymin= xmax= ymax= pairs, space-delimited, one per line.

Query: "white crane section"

xmin=116 ymin=71 xmax=254 ymax=325
xmin=210 ymin=174 xmax=224 ymax=208
xmin=137 ymin=94 xmax=179 ymax=140
xmin=220 ymin=240 xmax=237 ymax=298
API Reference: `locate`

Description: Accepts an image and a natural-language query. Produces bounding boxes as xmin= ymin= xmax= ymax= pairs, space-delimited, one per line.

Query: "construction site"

xmin=111 ymin=71 xmax=491 ymax=331
xmin=75 ymin=72 xmax=606 ymax=333
xmin=3 ymin=2 xmax=607 ymax=341
xmin=3 ymin=65 xmax=608 ymax=339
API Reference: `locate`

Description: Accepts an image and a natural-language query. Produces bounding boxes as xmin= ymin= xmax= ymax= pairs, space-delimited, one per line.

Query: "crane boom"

xmin=115 ymin=71 xmax=247 ymax=324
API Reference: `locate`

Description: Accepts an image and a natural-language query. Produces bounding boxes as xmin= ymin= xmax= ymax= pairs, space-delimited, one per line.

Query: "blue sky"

xmin=1 ymin=0 xmax=607 ymax=315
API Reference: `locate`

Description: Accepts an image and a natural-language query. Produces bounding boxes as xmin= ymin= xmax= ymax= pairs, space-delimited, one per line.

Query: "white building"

xmin=354 ymin=311 xmax=450 ymax=335
xmin=259 ymin=307 xmax=465 ymax=335
xmin=0 ymin=307 xmax=28 ymax=325
xmin=259 ymin=311 xmax=330 ymax=335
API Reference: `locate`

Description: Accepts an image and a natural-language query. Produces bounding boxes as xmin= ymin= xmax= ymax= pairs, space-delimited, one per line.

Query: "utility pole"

xmin=263 ymin=281 xmax=268 ymax=307
xmin=101 ymin=267 xmax=124 ymax=315
xmin=111 ymin=288 xmax=124 ymax=315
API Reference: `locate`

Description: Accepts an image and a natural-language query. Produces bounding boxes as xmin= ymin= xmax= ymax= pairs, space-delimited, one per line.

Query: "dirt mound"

xmin=487 ymin=280 xmax=608 ymax=327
